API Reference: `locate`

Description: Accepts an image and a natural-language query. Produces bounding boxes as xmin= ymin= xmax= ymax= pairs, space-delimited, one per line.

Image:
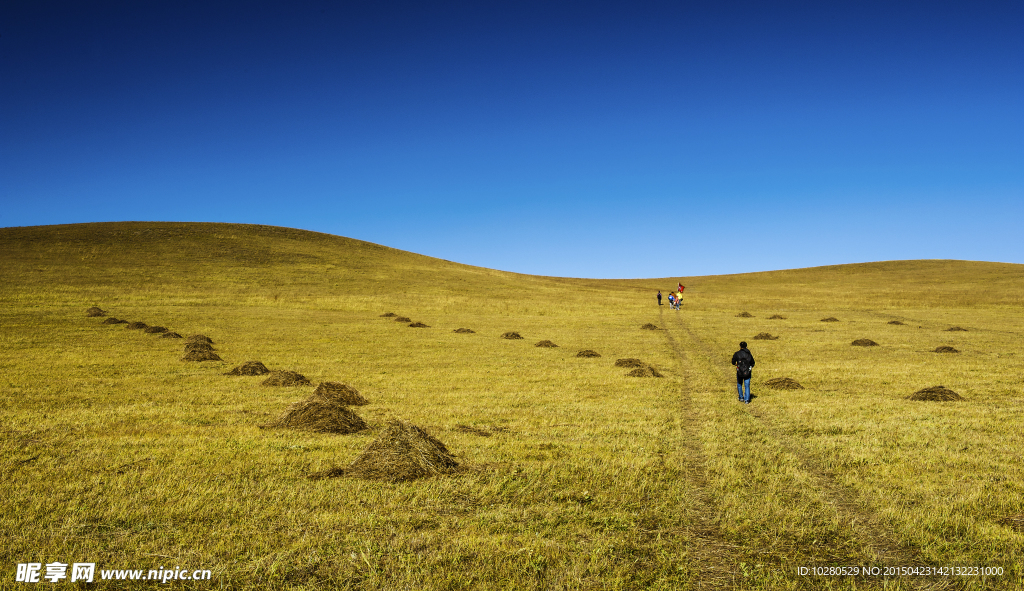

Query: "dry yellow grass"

xmin=1 ymin=222 xmax=1022 ymax=589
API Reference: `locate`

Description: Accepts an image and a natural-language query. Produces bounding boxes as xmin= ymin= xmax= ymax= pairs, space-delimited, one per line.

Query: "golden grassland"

xmin=1 ymin=221 xmax=1022 ymax=590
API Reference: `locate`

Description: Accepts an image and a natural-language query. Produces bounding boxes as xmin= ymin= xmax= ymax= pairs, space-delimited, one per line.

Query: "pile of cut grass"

xmin=184 ymin=342 xmax=215 ymax=352
xmin=261 ymin=371 xmax=310 ymax=386
xmin=181 ymin=350 xmax=222 ymax=362
xmin=315 ymin=420 xmax=459 ymax=482
xmin=453 ymin=327 xmax=475 ymax=333
xmin=851 ymin=339 xmax=878 ymax=346
xmin=576 ymin=350 xmax=601 ymax=358
xmin=909 ymin=386 xmax=962 ymax=401
xmin=764 ymin=377 xmax=804 ymax=390
xmin=934 ymin=346 xmax=960 ymax=354
xmin=535 ymin=340 xmax=558 ymax=348
xmin=85 ymin=306 xmax=107 ymax=317
xmin=311 ymin=382 xmax=367 ymax=405
xmin=226 ymin=361 xmax=270 ymax=376
xmin=752 ymin=332 xmax=779 ymax=340
xmin=820 ymin=317 xmax=840 ymax=322
xmin=501 ymin=332 xmax=523 ymax=340
xmin=614 ymin=358 xmax=647 ymax=368
xmin=266 ymin=400 xmax=367 ymax=434
xmin=736 ymin=312 xmax=754 ymax=318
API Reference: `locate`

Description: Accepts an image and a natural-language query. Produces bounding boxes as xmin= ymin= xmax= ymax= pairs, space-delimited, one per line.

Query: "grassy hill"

xmin=1 ymin=222 xmax=1022 ymax=590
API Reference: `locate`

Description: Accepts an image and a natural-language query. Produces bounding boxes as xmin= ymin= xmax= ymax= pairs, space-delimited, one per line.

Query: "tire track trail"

xmin=662 ymin=311 xmax=960 ymax=590
xmin=655 ymin=307 xmax=742 ymax=589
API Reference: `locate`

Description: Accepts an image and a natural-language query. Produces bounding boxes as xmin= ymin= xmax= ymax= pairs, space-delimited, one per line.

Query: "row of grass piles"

xmin=737 ymin=310 xmax=968 ymax=332
xmin=726 ymin=309 xmax=967 ymax=401
xmin=87 ymin=307 xmax=458 ymax=483
xmin=87 ymin=306 xmax=216 ymax=358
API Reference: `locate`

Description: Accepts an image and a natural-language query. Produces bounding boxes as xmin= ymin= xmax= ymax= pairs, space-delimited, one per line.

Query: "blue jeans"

xmin=737 ymin=378 xmax=751 ymax=403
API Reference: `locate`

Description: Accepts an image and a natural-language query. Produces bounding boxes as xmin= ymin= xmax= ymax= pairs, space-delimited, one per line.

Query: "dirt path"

xmin=660 ymin=310 xmax=959 ymax=590
xmin=656 ymin=307 xmax=743 ymax=588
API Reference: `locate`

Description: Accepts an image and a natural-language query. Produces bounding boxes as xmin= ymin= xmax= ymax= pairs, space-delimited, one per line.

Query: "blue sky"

xmin=2 ymin=1 xmax=1022 ymax=278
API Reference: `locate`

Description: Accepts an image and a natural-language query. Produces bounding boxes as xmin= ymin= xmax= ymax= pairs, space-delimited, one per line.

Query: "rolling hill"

xmin=1 ymin=222 xmax=1021 ymax=590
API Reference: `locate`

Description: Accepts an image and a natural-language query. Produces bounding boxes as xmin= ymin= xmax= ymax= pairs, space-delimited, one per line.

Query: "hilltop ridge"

xmin=2 ymin=221 xmax=1022 ymax=310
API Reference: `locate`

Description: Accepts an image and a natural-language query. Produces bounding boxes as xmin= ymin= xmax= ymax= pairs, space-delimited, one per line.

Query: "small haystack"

xmin=614 ymin=358 xmax=647 ymax=368
xmin=380 ymin=312 xmax=398 ymax=318
xmin=408 ymin=322 xmax=429 ymax=328
xmin=909 ymin=386 xmax=962 ymax=401
xmin=226 ymin=361 xmax=270 ymax=376
xmin=184 ymin=342 xmax=215 ymax=352
xmin=501 ymin=332 xmax=524 ymax=340
xmin=768 ymin=315 xmax=786 ymax=320
xmin=102 ymin=317 xmax=128 ymax=325
xmin=888 ymin=320 xmax=906 ymax=325
xmin=640 ymin=323 xmax=659 ymax=330
xmin=765 ymin=377 xmax=804 ymax=390
xmin=626 ymin=367 xmax=663 ymax=378
xmin=736 ymin=312 xmax=754 ymax=318
xmin=337 ymin=420 xmax=459 ymax=482
xmin=268 ymin=400 xmax=367 ymax=434
xmin=181 ymin=350 xmax=222 ymax=362
xmin=144 ymin=326 xmax=168 ymax=334
xmin=186 ymin=334 xmax=214 ymax=344
xmin=535 ymin=340 xmax=558 ymax=348
xmin=453 ymin=328 xmax=475 ymax=334
xmin=753 ymin=332 xmax=779 ymax=340
xmin=261 ymin=371 xmax=311 ymax=387
xmin=946 ymin=326 xmax=968 ymax=332
xmin=820 ymin=317 xmax=840 ymax=322
xmin=576 ymin=350 xmax=601 ymax=358
xmin=86 ymin=307 xmax=107 ymax=317
xmin=934 ymin=346 xmax=960 ymax=353
xmin=852 ymin=339 xmax=879 ymax=346
xmin=312 ymin=382 xmax=368 ymax=406
xmin=126 ymin=321 xmax=148 ymax=330
xmin=394 ymin=316 xmax=412 ymax=323
xmin=161 ymin=332 xmax=183 ymax=338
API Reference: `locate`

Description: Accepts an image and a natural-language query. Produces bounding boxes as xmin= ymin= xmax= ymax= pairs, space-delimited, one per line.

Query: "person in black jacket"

xmin=731 ymin=342 xmax=755 ymax=404
xmin=657 ymin=291 xmax=662 ymax=306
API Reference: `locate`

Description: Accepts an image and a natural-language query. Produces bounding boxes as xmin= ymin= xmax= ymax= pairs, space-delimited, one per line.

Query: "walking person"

xmin=657 ymin=291 xmax=662 ymax=306
xmin=731 ymin=342 xmax=755 ymax=404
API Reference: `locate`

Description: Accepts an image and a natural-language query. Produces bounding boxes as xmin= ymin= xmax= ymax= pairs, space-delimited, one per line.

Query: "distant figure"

xmin=667 ymin=293 xmax=675 ymax=309
xmin=678 ymin=282 xmax=684 ymax=293
xmin=732 ymin=341 xmax=755 ymax=404
xmin=657 ymin=291 xmax=662 ymax=306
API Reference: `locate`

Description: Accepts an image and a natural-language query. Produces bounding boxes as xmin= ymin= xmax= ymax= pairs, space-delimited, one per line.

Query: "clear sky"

xmin=2 ymin=1 xmax=1022 ymax=278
